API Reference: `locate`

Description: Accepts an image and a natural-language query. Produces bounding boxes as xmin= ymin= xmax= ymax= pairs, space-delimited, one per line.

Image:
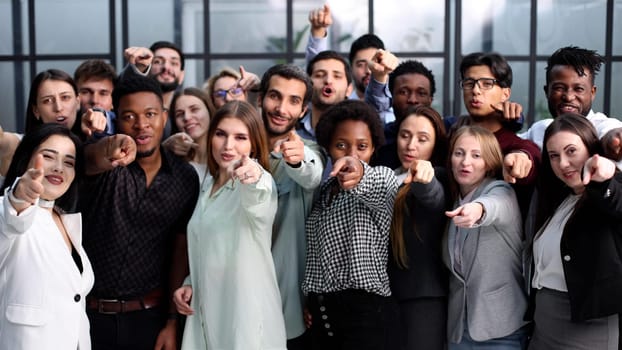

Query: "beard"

xmin=262 ymin=111 xmax=297 ymax=137
xmin=354 ymin=79 xmax=367 ymax=95
xmin=159 ymin=80 xmax=180 ymax=93
xmin=136 ymin=147 xmax=157 ymax=158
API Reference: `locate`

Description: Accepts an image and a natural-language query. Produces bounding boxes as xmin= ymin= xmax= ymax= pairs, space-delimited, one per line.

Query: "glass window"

xmin=610 ymin=63 xmax=622 ymax=119
xmin=183 ymin=58 xmax=206 ymax=91
xmin=128 ymin=0 xmax=174 ymax=46
xmin=210 ymin=0 xmax=286 ymax=54
xmin=614 ymin=0 xmax=622 ymax=55
xmin=536 ymin=0 xmax=607 ymax=56
xmin=0 ymin=62 xmax=29 ymax=132
xmin=181 ymin=0 xmax=205 ymax=54
xmin=462 ymin=0 xmax=530 ymax=55
xmin=375 ymin=1 xmax=445 ymax=53
xmin=533 ymin=62 xmax=549 ymax=123
xmin=0 ymin=0 xmax=12 ymax=55
xmin=36 ymin=60 xmax=86 ymax=78
xmin=35 ymin=0 xmax=110 ymax=54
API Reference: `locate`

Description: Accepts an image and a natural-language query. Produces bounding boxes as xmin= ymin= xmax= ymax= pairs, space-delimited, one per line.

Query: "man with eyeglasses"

xmin=458 ymin=51 xmax=540 ymax=220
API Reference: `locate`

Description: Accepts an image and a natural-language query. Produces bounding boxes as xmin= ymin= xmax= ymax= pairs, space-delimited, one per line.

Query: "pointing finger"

xmin=445 ymin=207 xmax=462 ymax=218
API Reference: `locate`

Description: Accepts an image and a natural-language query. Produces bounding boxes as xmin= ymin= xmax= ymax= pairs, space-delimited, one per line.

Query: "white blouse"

xmin=532 ymin=194 xmax=581 ymax=292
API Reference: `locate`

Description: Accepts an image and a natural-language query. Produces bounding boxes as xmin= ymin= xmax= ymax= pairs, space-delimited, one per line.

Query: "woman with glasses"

xmin=204 ymin=67 xmax=260 ymax=110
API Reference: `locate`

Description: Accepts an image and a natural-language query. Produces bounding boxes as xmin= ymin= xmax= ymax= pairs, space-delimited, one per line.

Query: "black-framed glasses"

xmin=460 ymin=78 xmax=498 ymax=91
xmin=213 ymin=86 xmax=244 ymax=99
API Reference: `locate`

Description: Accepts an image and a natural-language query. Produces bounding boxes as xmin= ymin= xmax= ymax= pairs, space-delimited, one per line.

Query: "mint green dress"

xmin=181 ymin=169 xmax=286 ymax=350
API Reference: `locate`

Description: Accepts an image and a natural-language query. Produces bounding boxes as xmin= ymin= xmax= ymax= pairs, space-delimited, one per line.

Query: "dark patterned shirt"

xmin=79 ymin=148 xmax=199 ymax=298
xmin=302 ymin=162 xmax=398 ymax=296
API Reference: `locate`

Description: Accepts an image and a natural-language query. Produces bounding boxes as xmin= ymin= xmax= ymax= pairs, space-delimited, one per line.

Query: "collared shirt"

xmin=297 ymin=110 xmax=316 ymax=141
xmin=519 ymin=109 xmax=622 ymax=150
xmin=80 ymin=148 xmax=199 ymax=298
xmin=270 ymin=140 xmax=324 ymax=339
xmin=302 ymin=162 xmax=398 ymax=296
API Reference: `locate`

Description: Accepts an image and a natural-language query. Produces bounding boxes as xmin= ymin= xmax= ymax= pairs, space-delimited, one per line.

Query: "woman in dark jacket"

xmin=526 ymin=113 xmax=622 ymax=350
xmin=388 ymin=105 xmax=449 ymax=350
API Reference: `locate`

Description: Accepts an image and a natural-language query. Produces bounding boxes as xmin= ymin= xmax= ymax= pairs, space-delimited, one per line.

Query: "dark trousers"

xmin=87 ymin=306 xmax=166 ymax=350
xmin=307 ymin=289 xmax=389 ymax=350
xmin=288 ymin=330 xmax=311 ymax=350
xmin=398 ymin=296 xmax=447 ymax=350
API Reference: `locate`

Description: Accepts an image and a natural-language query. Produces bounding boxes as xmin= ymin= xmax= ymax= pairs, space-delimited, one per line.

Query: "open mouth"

xmin=322 ymin=86 xmax=333 ymax=97
xmin=135 ymin=135 xmax=152 ymax=145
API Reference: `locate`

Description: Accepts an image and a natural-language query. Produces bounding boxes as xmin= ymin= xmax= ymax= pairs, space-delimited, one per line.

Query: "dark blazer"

xmin=388 ymin=171 xmax=449 ymax=301
xmin=525 ymin=172 xmax=622 ymax=322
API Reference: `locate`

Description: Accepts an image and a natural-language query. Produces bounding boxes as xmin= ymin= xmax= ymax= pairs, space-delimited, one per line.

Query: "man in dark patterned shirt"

xmin=79 ymin=74 xmax=199 ymax=350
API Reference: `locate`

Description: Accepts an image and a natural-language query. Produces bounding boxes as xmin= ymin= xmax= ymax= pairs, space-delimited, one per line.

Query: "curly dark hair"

xmin=388 ymin=60 xmax=436 ymax=98
xmin=315 ymin=100 xmax=385 ymax=155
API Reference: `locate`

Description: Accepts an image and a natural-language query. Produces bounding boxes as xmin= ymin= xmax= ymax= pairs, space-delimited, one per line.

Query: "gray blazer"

xmin=443 ymin=178 xmax=527 ymax=343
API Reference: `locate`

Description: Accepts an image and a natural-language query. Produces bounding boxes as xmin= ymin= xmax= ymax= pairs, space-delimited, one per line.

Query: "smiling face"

xmin=397 ymin=115 xmax=436 ymax=169
xmin=546 ymin=130 xmax=590 ymax=194
xmin=210 ymin=117 xmax=252 ymax=172
xmin=28 ymin=134 xmax=76 ymax=201
xmin=328 ymin=119 xmax=374 ymax=163
xmin=173 ymin=95 xmax=210 ymax=141
xmin=310 ymin=58 xmax=351 ymax=108
xmin=462 ymin=65 xmax=510 ymax=118
xmin=451 ymin=134 xmax=487 ymax=196
xmin=150 ymin=48 xmax=185 ymax=92
xmin=32 ymin=80 xmax=79 ymax=129
xmin=545 ymin=65 xmax=596 ymax=117
xmin=260 ymin=75 xmax=307 ymax=138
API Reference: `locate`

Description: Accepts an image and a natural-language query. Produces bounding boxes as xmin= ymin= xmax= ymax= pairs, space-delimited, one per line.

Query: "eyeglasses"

xmin=213 ymin=86 xmax=244 ymax=99
xmin=460 ymin=78 xmax=498 ymax=91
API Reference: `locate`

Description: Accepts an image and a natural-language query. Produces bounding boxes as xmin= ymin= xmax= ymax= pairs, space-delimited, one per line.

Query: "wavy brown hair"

xmin=390 ymin=105 xmax=447 ymax=268
xmin=205 ymin=100 xmax=270 ymax=177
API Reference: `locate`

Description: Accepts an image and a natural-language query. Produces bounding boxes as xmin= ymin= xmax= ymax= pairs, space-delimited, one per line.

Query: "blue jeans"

xmin=449 ymin=326 xmax=527 ymax=350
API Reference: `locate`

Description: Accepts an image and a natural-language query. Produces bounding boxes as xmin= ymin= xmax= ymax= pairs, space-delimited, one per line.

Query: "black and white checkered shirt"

xmin=302 ymin=162 xmax=397 ymax=296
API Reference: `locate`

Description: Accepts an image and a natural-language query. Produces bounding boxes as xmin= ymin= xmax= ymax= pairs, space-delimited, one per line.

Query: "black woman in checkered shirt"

xmin=302 ymin=100 xmax=398 ymax=350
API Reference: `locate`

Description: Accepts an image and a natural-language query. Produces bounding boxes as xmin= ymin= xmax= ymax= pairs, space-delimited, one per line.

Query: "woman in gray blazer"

xmin=443 ymin=125 xmax=528 ymax=349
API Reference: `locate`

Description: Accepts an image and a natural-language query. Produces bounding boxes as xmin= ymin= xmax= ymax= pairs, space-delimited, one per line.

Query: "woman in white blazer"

xmin=0 ymin=124 xmax=94 ymax=350
xmin=443 ymin=126 xmax=527 ymax=349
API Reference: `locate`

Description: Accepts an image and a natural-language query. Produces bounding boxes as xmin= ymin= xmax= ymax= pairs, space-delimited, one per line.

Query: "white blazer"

xmin=0 ymin=196 xmax=94 ymax=350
